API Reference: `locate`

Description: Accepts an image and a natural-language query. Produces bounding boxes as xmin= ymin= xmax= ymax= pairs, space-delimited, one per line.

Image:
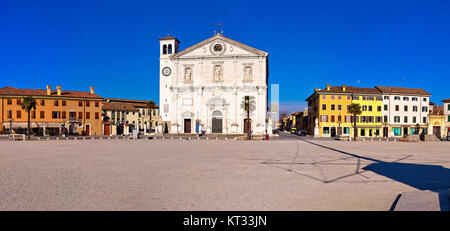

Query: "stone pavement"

xmin=0 ymin=137 xmax=449 ymax=210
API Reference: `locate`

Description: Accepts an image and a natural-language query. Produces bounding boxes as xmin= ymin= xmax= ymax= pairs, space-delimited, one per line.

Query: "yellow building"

xmin=306 ymin=84 xmax=353 ymax=137
xmin=350 ymin=87 xmax=383 ymax=137
xmin=428 ymin=104 xmax=446 ymax=138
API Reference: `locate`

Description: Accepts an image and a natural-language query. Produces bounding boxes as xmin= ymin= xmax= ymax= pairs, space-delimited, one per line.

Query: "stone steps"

xmin=393 ymin=189 xmax=450 ymax=211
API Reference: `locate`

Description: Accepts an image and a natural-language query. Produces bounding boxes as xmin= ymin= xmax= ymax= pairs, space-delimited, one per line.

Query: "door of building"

xmin=184 ymin=119 xmax=191 ymax=133
xmin=85 ymin=124 xmax=90 ymax=136
xmin=104 ymin=124 xmax=110 ymax=136
xmin=212 ymin=118 xmax=222 ymax=133
xmin=212 ymin=111 xmax=223 ymax=133
xmin=433 ymin=126 xmax=441 ymax=138
xmin=337 ymin=127 xmax=342 ymax=136
xmin=403 ymin=127 xmax=408 ymax=136
xmin=331 ymin=127 xmax=336 ymax=137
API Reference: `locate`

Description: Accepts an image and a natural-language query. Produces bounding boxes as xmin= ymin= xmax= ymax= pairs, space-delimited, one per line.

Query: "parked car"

xmin=290 ymin=128 xmax=297 ymax=133
xmin=296 ymin=130 xmax=306 ymax=136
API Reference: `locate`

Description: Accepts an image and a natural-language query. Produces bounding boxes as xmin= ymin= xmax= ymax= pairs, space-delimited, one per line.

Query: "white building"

xmin=376 ymin=86 xmax=431 ymax=136
xmin=158 ymin=32 xmax=269 ymax=135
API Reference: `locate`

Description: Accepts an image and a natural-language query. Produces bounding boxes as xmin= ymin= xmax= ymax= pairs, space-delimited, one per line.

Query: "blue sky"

xmin=2 ymin=0 xmax=450 ymax=114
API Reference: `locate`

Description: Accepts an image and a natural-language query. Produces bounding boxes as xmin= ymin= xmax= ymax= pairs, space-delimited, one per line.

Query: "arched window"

xmin=168 ymin=44 xmax=172 ymax=54
xmin=163 ymin=45 xmax=167 ymax=54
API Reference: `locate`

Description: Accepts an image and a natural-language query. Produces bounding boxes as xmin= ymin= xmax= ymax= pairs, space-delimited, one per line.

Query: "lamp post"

xmin=9 ymin=118 xmax=13 ymax=134
xmin=338 ymin=112 xmax=342 ymax=136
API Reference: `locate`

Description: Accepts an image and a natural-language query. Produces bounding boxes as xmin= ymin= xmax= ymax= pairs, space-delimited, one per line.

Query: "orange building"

xmin=0 ymin=85 xmax=103 ymax=136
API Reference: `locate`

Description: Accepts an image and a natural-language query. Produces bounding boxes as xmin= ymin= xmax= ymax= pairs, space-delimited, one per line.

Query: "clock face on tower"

xmin=162 ymin=67 xmax=171 ymax=76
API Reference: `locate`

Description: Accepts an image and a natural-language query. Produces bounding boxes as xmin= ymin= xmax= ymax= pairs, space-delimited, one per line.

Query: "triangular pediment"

xmin=172 ymin=34 xmax=268 ymax=58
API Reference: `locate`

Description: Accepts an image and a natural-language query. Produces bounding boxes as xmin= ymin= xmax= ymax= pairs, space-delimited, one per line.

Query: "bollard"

xmin=216 ymin=137 xmax=218 ymax=140
xmin=225 ymin=137 xmax=227 ymax=140
xmin=47 ymin=137 xmax=50 ymax=141
xmin=163 ymin=137 xmax=165 ymax=140
xmin=206 ymin=137 xmax=209 ymax=140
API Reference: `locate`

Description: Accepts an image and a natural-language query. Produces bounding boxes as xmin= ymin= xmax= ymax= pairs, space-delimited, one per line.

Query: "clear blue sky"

xmin=2 ymin=0 xmax=450 ymax=113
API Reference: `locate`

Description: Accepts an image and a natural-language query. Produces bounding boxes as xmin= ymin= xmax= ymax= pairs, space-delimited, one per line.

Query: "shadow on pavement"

xmin=297 ymin=138 xmax=450 ymax=211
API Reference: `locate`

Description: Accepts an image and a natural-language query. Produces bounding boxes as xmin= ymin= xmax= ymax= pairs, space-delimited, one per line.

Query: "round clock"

xmin=162 ymin=67 xmax=171 ymax=76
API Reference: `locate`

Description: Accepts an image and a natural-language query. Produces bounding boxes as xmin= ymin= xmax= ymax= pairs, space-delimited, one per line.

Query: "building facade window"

xmin=54 ymin=100 xmax=59 ymax=106
xmin=404 ymin=105 xmax=408 ymax=112
xmin=17 ymin=99 xmax=21 ymax=105
xmin=7 ymin=99 xmax=12 ymax=105
xmin=95 ymin=112 xmax=99 ymax=119
xmin=86 ymin=112 xmax=90 ymax=119
xmin=79 ymin=101 xmax=83 ymax=107
xmin=7 ymin=110 xmax=12 ymax=119
xmin=40 ymin=111 xmax=45 ymax=119
xmin=16 ymin=111 xmax=21 ymax=118
xmin=41 ymin=99 xmax=45 ymax=106
xmin=404 ymin=116 xmax=408 ymax=123
xmin=62 ymin=101 xmax=66 ymax=106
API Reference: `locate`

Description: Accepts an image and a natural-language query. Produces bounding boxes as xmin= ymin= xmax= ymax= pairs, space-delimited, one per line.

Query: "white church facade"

xmin=158 ymin=32 xmax=270 ymax=135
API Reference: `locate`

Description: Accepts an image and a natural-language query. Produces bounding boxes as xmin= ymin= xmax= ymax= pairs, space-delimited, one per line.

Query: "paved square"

xmin=1 ymin=136 xmax=449 ymax=210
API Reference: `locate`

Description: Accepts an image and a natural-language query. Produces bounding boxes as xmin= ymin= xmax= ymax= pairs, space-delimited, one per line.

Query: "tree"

xmin=21 ymin=96 xmax=37 ymax=140
xmin=348 ymin=103 xmax=362 ymax=141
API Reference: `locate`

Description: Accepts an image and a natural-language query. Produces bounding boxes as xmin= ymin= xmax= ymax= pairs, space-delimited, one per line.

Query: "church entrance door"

xmin=212 ymin=111 xmax=223 ymax=133
xmin=184 ymin=119 xmax=191 ymax=133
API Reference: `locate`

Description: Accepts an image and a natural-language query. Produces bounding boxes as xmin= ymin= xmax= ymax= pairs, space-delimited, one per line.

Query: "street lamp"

xmin=9 ymin=118 xmax=13 ymax=135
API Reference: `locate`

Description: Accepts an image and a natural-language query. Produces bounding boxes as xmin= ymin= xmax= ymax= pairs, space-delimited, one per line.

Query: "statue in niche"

xmin=185 ymin=68 xmax=193 ymax=82
xmin=214 ymin=65 xmax=223 ymax=81
xmin=244 ymin=66 xmax=252 ymax=81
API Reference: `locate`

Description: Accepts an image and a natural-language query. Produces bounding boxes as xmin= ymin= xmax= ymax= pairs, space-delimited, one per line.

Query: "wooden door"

xmin=104 ymin=124 xmax=110 ymax=136
xmin=184 ymin=119 xmax=191 ymax=133
xmin=212 ymin=118 xmax=222 ymax=133
xmin=433 ymin=126 xmax=441 ymax=138
xmin=85 ymin=125 xmax=90 ymax=136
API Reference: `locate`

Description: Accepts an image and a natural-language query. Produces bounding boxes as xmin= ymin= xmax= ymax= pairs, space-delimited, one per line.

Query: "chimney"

xmin=90 ymin=86 xmax=95 ymax=94
xmin=46 ymin=85 xmax=51 ymax=95
xmin=342 ymin=85 xmax=346 ymax=92
xmin=57 ymin=85 xmax=62 ymax=96
xmin=326 ymin=84 xmax=330 ymax=91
